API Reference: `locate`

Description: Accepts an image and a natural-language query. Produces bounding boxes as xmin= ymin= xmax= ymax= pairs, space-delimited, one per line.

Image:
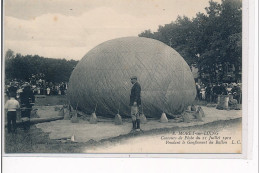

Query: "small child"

xmin=5 ymin=93 xmax=20 ymax=133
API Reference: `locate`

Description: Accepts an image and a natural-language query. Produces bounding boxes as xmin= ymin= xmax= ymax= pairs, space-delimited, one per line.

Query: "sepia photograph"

xmin=2 ymin=0 xmax=244 ymax=155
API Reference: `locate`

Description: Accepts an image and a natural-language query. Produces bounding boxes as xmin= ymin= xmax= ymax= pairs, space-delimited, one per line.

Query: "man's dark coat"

xmin=130 ymin=82 xmax=141 ymax=106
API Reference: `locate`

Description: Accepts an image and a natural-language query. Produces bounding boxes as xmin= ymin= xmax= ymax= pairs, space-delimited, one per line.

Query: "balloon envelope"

xmin=68 ymin=37 xmax=196 ymax=117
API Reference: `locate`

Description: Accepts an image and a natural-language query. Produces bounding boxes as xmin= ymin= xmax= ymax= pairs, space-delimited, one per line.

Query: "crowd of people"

xmin=5 ymin=77 xmax=68 ymax=99
xmin=195 ymin=82 xmax=242 ymax=104
xmin=4 ymin=76 xmax=68 ymax=134
xmin=4 ymin=75 xmax=242 ymax=134
xmin=5 ymin=82 xmax=35 ymax=133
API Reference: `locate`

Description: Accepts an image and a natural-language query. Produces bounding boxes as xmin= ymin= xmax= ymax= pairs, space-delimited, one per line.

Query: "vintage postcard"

xmin=2 ymin=0 xmax=248 ymax=157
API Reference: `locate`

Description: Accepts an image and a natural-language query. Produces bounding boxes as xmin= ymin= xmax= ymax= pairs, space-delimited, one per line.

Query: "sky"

xmin=4 ymin=0 xmax=221 ymax=60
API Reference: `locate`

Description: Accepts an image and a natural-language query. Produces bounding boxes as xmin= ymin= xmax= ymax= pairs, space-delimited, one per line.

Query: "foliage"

xmin=5 ymin=51 xmax=78 ymax=83
xmin=139 ymin=0 xmax=242 ymax=82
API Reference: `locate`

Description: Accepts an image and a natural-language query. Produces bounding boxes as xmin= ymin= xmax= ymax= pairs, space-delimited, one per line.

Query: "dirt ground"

xmin=4 ymin=118 xmax=242 ymax=153
xmin=3 ymin=95 xmax=242 ymax=154
xmin=84 ymin=118 xmax=242 ymax=153
xmin=35 ymin=106 xmax=241 ymax=143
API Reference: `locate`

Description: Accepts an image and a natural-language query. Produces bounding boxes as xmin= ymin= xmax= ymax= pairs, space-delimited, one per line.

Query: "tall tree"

xmin=139 ymin=0 xmax=242 ymax=83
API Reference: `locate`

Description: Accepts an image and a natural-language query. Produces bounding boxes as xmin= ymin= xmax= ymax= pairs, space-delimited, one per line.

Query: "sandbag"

xmin=71 ymin=134 xmax=76 ymax=142
xmin=70 ymin=112 xmax=79 ymax=123
xmin=31 ymin=109 xmax=39 ymax=118
xmin=197 ymin=106 xmax=205 ymax=117
xmin=217 ymin=95 xmax=229 ymax=110
xmin=140 ymin=113 xmax=147 ymax=124
xmin=191 ymin=105 xmax=196 ymax=112
xmin=182 ymin=112 xmax=191 ymax=123
xmin=58 ymin=108 xmax=64 ymax=117
xmin=114 ymin=114 xmax=123 ymax=125
xmin=193 ymin=109 xmax=204 ymax=121
xmin=160 ymin=113 xmax=168 ymax=123
xmin=90 ymin=112 xmax=98 ymax=124
xmin=186 ymin=106 xmax=191 ymax=112
xmin=228 ymin=97 xmax=238 ymax=110
xmin=63 ymin=108 xmax=70 ymax=120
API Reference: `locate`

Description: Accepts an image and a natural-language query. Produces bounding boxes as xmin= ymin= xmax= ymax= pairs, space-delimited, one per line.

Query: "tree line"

xmin=139 ymin=0 xmax=242 ymax=83
xmin=5 ymin=49 xmax=78 ymax=83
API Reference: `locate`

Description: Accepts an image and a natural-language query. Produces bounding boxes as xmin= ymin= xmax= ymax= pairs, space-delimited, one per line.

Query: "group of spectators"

xmin=31 ymin=82 xmax=67 ymax=96
xmin=5 ymin=78 xmax=68 ymax=98
xmin=4 ymin=78 xmax=68 ymax=134
xmin=196 ymin=82 xmax=242 ymax=104
xmin=5 ymin=81 xmax=35 ymax=133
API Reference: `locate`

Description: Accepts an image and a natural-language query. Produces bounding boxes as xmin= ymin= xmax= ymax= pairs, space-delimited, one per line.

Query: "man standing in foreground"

xmin=5 ymin=93 xmax=20 ymax=133
xmin=130 ymin=76 xmax=141 ymax=132
xmin=20 ymin=84 xmax=35 ymax=130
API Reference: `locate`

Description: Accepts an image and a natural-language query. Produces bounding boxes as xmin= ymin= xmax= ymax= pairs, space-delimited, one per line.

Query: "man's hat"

xmin=130 ymin=76 xmax=137 ymax=80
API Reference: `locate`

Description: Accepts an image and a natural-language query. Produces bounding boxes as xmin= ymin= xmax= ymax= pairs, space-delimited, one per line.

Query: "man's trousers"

xmin=7 ymin=111 xmax=17 ymax=133
xmin=131 ymin=105 xmax=141 ymax=121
